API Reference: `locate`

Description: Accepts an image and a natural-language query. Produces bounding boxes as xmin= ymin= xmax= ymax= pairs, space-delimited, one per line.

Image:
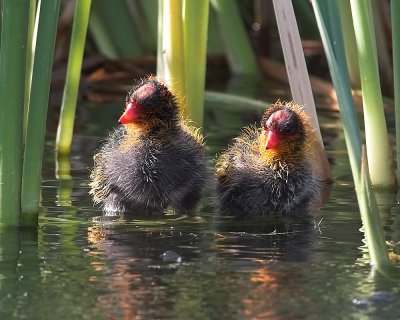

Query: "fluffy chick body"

xmin=90 ymin=77 xmax=206 ymax=214
xmin=216 ymin=102 xmax=319 ymax=215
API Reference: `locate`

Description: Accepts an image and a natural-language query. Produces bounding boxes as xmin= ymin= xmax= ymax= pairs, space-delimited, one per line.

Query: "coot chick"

xmin=89 ymin=76 xmax=206 ymax=214
xmin=215 ymin=101 xmax=319 ymax=215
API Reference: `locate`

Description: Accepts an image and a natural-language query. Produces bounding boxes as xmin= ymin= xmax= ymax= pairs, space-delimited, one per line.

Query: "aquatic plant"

xmin=210 ymin=0 xmax=258 ymax=76
xmin=393 ymin=0 xmax=400 ymax=185
xmin=22 ymin=0 xmax=62 ymax=223
xmin=349 ymin=0 xmax=394 ymax=188
xmin=312 ymin=0 xmax=399 ymax=275
xmin=157 ymin=0 xmax=209 ymax=126
xmin=0 ymin=0 xmax=30 ymax=225
xmin=56 ymin=0 xmax=92 ymax=156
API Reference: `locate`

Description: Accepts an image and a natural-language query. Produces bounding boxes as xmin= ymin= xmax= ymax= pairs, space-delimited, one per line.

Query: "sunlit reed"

xmin=56 ymin=0 xmax=92 ymax=156
xmin=349 ymin=0 xmax=394 ymax=188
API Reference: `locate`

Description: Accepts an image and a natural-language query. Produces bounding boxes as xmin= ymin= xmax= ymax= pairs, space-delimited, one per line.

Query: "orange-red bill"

xmin=118 ymin=102 xmax=143 ymax=124
xmin=265 ymin=130 xmax=279 ymax=149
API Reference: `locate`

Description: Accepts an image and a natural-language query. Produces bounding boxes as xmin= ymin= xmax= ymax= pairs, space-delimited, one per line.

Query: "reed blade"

xmin=0 ymin=0 xmax=30 ymax=225
xmin=349 ymin=0 xmax=394 ymax=187
xmin=311 ymin=0 xmax=362 ymax=183
xmin=21 ymin=0 xmax=62 ymax=223
xmin=56 ymin=0 xmax=92 ymax=156
xmin=158 ymin=0 xmax=185 ymax=97
xmin=210 ymin=0 xmax=258 ymax=75
xmin=392 ymin=0 xmax=400 ymax=184
xmin=182 ymin=0 xmax=209 ymax=126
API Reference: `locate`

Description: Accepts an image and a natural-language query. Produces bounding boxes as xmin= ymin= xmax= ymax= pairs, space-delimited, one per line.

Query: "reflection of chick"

xmin=89 ymin=76 xmax=206 ymax=214
xmin=216 ymin=101 xmax=319 ymax=215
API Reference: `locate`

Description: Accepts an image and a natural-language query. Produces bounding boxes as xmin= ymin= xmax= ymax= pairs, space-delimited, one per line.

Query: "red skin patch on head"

xmin=268 ymin=109 xmax=291 ymax=125
xmin=265 ymin=109 xmax=292 ymax=149
xmin=119 ymin=82 xmax=158 ymax=124
xmin=135 ymin=82 xmax=157 ymax=101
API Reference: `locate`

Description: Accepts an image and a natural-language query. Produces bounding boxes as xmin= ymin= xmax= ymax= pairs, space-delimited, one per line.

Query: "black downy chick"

xmin=215 ymin=101 xmax=319 ymax=215
xmin=90 ymin=76 xmax=206 ymax=214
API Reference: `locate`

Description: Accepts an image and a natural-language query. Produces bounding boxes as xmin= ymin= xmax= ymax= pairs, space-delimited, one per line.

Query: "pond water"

xmin=1 ymin=85 xmax=400 ymax=319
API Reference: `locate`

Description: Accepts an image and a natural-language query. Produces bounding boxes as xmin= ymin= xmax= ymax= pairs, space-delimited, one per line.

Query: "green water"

xmin=1 ymin=95 xmax=400 ymax=319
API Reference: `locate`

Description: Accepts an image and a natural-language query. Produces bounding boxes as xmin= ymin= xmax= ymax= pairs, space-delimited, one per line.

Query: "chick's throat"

xmin=118 ymin=122 xmax=151 ymax=153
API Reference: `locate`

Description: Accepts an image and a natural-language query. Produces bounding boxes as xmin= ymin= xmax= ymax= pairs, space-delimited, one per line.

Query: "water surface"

xmin=1 ymin=93 xmax=400 ymax=320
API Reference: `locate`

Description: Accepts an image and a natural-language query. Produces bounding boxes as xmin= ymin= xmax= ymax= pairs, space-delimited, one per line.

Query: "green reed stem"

xmin=88 ymin=3 xmax=119 ymax=59
xmin=207 ymin=7 xmax=224 ymax=55
xmin=360 ymin=147 xmax=391 ymax=271
xmin=205 ymin=91 xmax=267 ymax=110
xmin=56 ymin=0 xmax=92 ymax=156
xmin=158 ymin=0 xmax=186 ymax=101
xmin=292 ymin=0 xmax=319 ymax=39
xmin=349 ymin=0 xmax=394 ymax=188
xmin=312 ymin=0 xmax=362 ymax=183
xmin=21 ymin=0 xmax=61 ymax=222
xmin=315 ymin=0 xmax=396 ymax=275
xmin=210 ymin=0 xmax=258 ymax=75
xmin=156 ymin=0 xmax=164 ymax=76
xmin=0 ymin=0 xmax=30 ymax=225
xmin=371 ymin=0 xmax=392 ymax=93
xmin=337 ymin=0 xmax=361 ymax=89
xmin=134 ymin=0 xmax=158 ymax=53
xmin=23 ymin=0 xmax=38 ymax=137
xmin=90 ymin=0 xmax=143 ymax=58
xmin=393 ymin=0 xmax=400 ymax=184
xmin=182 ymin=0 xmax=209 ymax=126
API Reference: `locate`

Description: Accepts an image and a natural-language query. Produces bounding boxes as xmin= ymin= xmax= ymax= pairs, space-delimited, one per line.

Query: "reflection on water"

xmin=1 ymin=98 xmax=400 ymax=320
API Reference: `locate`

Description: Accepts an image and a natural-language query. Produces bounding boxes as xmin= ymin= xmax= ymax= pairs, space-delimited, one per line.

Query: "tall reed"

xmin=312 ymin=0 xmax=390 ymax=271
xmin=158 ymin=0 xmax=209 ymax=127
xmin=311 ymin=0 xmax=361 ymax=181
xmin=393 ymin=0 xmax=400 ymax=184
xmin=157 ymin=0 xmax=164 ymax=77
xmin=337 ymin=0 xmax=361 ymax=89
xmin=88 ymin=3 xmax=119 ymax=59
xmin=90 ymin=0 xmax=143 ymax=58
xmin=137 ymin=0 xmax=158 ymax=53
xmin=360 ymin=148 xmax=391 ymax=271
xmin=56 ymin=0 xmax=92 ymax=156
xmin=21 ymin=0 xmax=62 ymax=222
xmin=371 ymin=0 xmax=393 ymax=93
xmin=0 ymin=0 xmax=30 ymax=225
xmin=182 ymin=0 xmax=209 ymax=126
xmin=210 ymin=0 xmax=258 ymax=75
xmin=349 ymin=0 xmax=394 ymax=188
xmin=23 ymin=0 xmax=38 ymax=135
xmin=158 ymin=0 xmax=185 ymax=97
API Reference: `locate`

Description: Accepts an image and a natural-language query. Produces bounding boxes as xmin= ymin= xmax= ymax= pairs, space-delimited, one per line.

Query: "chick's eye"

xmin=143 ymin=100 xmax=152 ymax=108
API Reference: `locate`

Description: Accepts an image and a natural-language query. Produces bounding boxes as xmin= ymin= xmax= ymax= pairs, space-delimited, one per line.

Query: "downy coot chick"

xmin=215 ymin=101 xmax=319 ymax=215
xmin=89 ymin=76 xmax=206 ymax=214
